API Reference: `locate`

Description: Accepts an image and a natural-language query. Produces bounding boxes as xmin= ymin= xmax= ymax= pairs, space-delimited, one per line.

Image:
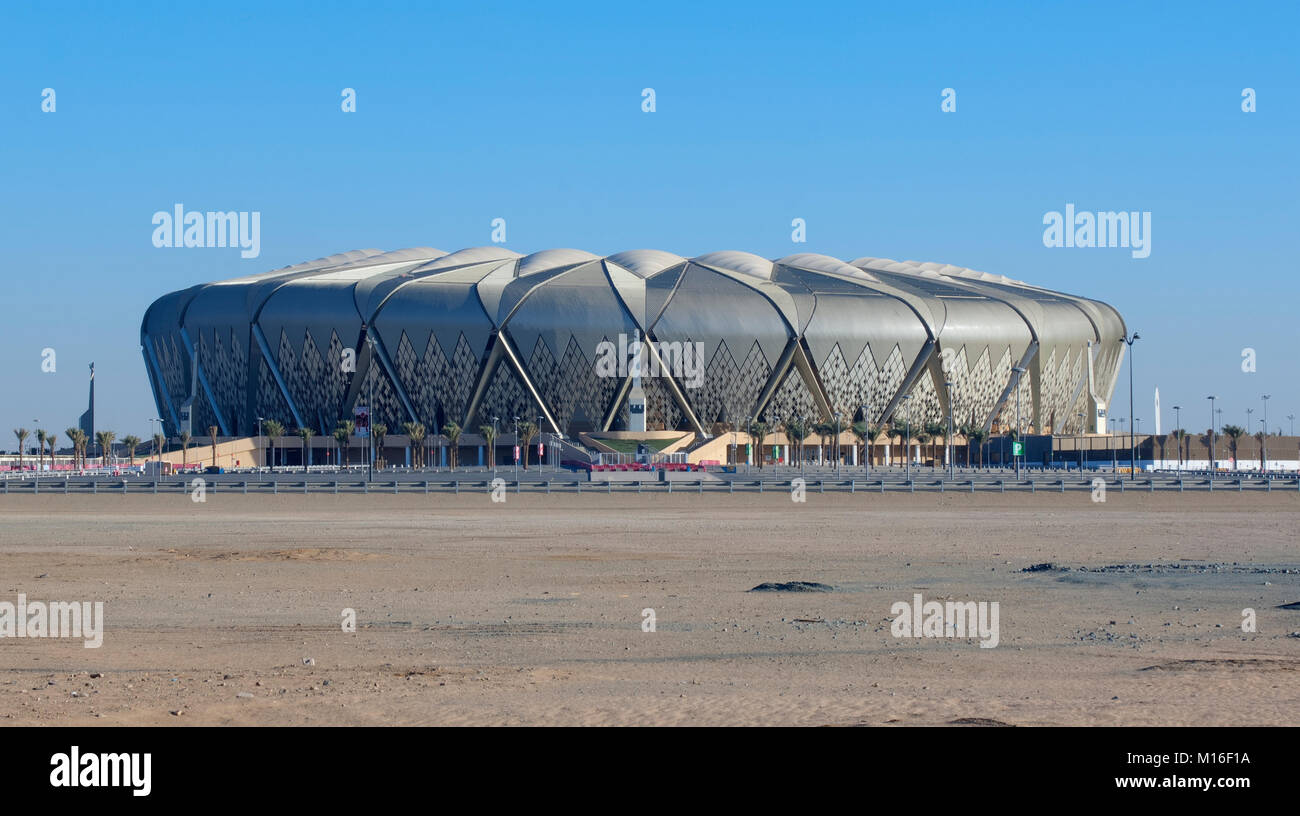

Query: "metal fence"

xmin=3 ymin=475 xmax=1298 ymax=496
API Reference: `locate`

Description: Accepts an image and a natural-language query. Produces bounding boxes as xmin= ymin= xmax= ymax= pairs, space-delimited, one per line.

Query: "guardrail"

xmin=2 ymin=475 xmax=1298 ymax=496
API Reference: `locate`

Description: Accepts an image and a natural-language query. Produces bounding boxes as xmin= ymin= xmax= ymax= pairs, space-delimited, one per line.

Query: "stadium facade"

xmin=140 ymin=247 xmax=1126 ymax=441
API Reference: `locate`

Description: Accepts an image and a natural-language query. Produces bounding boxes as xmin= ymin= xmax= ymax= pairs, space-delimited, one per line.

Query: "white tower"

xmin=628 ymin=329 xmax=647 ymax=433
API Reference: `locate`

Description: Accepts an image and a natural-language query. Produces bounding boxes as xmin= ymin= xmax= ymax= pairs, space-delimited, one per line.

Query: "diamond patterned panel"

xmin=643 ymin=377 xmax=682 ymax=431
xmin=271 ymin=328 xmax=352 ymax=433
xmin=389 ymin=331 xmax=484 ymax=429
xmin=1038 ymin=346 xmax=1085 ymax=433
xmin=196 ymin=326 xmax=248 ymax=435
xmin=524 ymin=335 xmax=621 ymax=434
xmin=479 ymin=359 xmax=541 ymax=428
xmin=359 ymin=357 xmax=406 ymax=432
xmin=993 ymin=363 xmax=1033 ymax=433
xmin=766 ymin=366 xmax=818 ymax=424
xmin=680 ymin=340 xmax=771 ymax=426
xmin=817 ymin=342 xmax=910 ymax=422
xmin=151 ymin=331 xmax=189 ymax=426
xmin=945 ymin=346 xmax=1000 ymax=429
xmin=909 ymin=367 xmax=942 ymax=425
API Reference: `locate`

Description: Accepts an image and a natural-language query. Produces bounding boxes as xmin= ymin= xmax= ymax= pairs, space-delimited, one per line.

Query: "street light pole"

xmin=1207 ymin=395 xmax=1216 ymax=480
xmin=748 ymin=418 xmax=759 ymax=475
xmin=1011 ymin=366 xmax=1026 ymax=480
xmin=1261 ymin=395 xmax=1270 ymax=471
xmin=1120 ymin=332 xmax=1139 ymax=478
xmin=902 ymin=394 xmax=912 ymax=482
xmin=790 ymin=413 xmax=800 ymax=478
xmin=1076 ymin=412 xmax=1085 ymax=473
xmin=367 ymin=337 xmax=375 ymax=482
xmin=863 ymin=404 xmax=871 ymax=479
xmin=945 ymin=381 xmax=954 ymax=480
xmin=1172 ymin=405 xmax=1181 ymax=473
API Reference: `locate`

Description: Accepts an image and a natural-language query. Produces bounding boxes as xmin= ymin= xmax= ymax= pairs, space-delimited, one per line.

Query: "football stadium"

xmin=140 ymin=247 xmax=1127 ymax=455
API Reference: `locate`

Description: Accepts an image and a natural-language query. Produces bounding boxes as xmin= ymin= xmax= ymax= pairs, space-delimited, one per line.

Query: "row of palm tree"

xmin=10 ymin=427 xmax=148 ymax=470
xmin=717 ymin=418 xmax=998 ymax=467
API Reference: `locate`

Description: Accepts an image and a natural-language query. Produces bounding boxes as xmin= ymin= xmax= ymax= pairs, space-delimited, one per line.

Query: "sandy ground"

xmin=0 ymin=491 xmax=1297 ymax=726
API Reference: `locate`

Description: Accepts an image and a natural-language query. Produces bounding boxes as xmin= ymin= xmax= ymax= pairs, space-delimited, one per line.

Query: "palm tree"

xmin=914 ymin=429 xmax=932 ymax=466
xmin=442 ymin=422 xmax=462 ymax=469
xmin=783 ymin=418 xmax=806 ymax=468
xmin=208 ymin=425 xmax=219 ymax=468
xmin=35 ymin=429 xmax=47 ymax=472
xmin=1221 ymin=425 xmax=1246 ymax=470
xmin=122 ymin=435 xmax=141 ymax=465
xmin=336 ymin=420 xmax=355 ymax=467
xmin=868 ymin=423 xmax=890 ymax=468
xmin=333 ymin=425 xmax=350 ymax=469
xmin=750 ymin=421 xmax=770 ymax=468
xmin=851 ymin=421 xmax=869 ymax=468
xmin=178 ymin=431 xmax=192 ymax=467
xmin=46 ymin=433 xmax=57 ymax=471
xmin=479 ymin=423 xmax=497 ymax=469
xmin=409 ymin=422 xmax=427 ymax=468
xmin=813 ymin=422 xmax=834 ymax=466
xmin=401 ymin=421 xmax=426 ymax=469
xmin=1254 ymin=430 xmax=1266 ymax=470
xmin=13 ymin=428 xmax=28 ymax=471
xmin=151 ymin=432 xmax=165 ymax=463
xmin=891 ymin=421 xmax=911 ymax=468
xmin=96 ymin=430 xmax=116 ymax=468
xmin=517 ymin=421 xmax=538 ymax=469
xmin=65 ymin=427 xmax=81 ymax=470
xmin=925 ymin=421 xmax=945 ymax=466
xmin=967 ymin=427 xmax=988 ymax=468
xmin=372 ymin=423 xmax=387 ymax=469
xmin=263 ymin=420 xmax=284 ymax=469
xmin=297 ymin=427 xmax=314 ymax=471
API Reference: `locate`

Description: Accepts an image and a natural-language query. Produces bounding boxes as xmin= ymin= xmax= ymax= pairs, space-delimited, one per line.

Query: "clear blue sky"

xmin=2 ymin=1 xmax=1297 ymax=443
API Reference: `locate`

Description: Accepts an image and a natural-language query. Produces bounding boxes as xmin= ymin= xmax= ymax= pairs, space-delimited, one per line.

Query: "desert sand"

xmin=1 ymin=491 xmax=1297 ymax=726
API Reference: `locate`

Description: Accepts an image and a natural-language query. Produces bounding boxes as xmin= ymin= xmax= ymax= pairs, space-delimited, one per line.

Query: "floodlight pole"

xmin=748 ymin=418 xmax=759 ymax=475
xmin=863 ymin=404 xmax=870 ymax=479
xmin=1173 ymin=405 xmax=1181 ymax=473
xmin=790 ymin=413 xmax=800 ymax=478
xmin=365 ymin=333 xmax=376 ymax=482
xmin=1012 ymin=365 xmax=1026 ymax=480
xmin=1120 ymin=332 xmax=1139 ymax=478
xmin=1076 ymin=412 xmax=1084 ymax=473
xmin=945 ymin=382 xmax=954 ymax=480
xmin=1207 ymin=395 xmax=1216 ymax=481
xmin=902 ymin=394 xmax=912 ymax=482
xmin=1261 ymin=395 xmax=1270 ymax=472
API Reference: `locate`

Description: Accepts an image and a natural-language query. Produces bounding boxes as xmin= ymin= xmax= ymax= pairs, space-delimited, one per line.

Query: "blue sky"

xmin=2 ymin=1 xmax=1297 ymax=442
